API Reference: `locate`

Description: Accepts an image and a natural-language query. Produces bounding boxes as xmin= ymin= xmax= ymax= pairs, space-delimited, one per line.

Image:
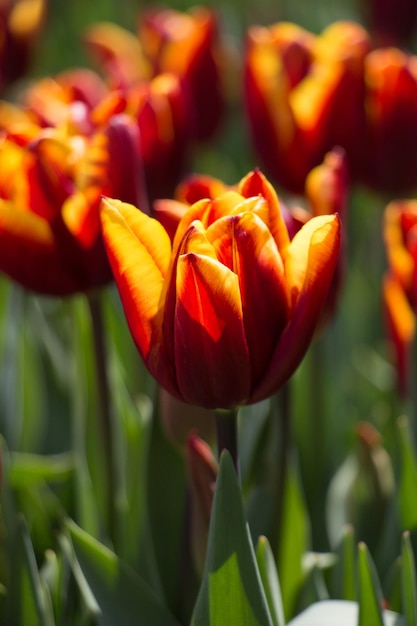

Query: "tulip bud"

xmin=186 ymin=433 xmax=218 ymax=575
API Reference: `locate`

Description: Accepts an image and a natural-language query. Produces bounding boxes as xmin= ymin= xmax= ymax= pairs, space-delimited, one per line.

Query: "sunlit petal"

xmin=174 ymin=253 xmax=251 ymax=408
xmin=251 ymin=213 xmax=340 ymax=402
xmin=100 ymin=198 xmax=171 ymax=363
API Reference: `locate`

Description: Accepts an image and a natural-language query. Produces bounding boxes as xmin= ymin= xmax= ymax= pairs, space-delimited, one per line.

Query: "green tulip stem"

xmin=87 ymin=290 xmax=117 ymax=547
xmin=215 ymin=408 xmax=240 ymax=481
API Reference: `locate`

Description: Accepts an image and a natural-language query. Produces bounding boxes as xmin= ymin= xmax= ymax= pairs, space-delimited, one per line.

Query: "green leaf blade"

xmin=357 ymin=542 xmax=384 ymax=626
xmin=401 ymin=531 xmax=417 ymax=625
xmin=256 ymin=535 xmax=286 ymax=626
xmin=191 ymin=451 xmax=273 ymax=626
xmin=67 ymin=520 xmax=181 ymax=626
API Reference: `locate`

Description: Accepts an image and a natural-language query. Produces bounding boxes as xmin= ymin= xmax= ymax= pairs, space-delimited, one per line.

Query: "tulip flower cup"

xmin=101 ymin=170 xmax=341 ymax=414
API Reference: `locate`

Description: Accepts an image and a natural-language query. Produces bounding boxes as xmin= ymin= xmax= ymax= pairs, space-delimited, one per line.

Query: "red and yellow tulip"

xmin=383 ymin=200 xmax=417 ymax=396
xmin=0 ymin=67 xmax=190 ymax=295
xmin=245 ymin=20 xmax=417 ymax=195
xmin=101 ymin=170 xmax=341 ymax=409
xmin=84 ymin=6 xmax=225 ymax=142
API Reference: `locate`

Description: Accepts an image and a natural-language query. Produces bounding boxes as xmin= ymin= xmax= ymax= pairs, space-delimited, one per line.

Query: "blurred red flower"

xmin=244 ymin=20 xmax=417 ymax=196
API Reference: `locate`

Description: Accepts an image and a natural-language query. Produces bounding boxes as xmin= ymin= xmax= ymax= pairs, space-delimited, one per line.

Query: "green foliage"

xmin=2 ymin=0 xmax=417 ymax=623
xmin=191 ymin=452 xmax=273 ymax=626
xmin=66 ymin=521 xmax=181 ymax=626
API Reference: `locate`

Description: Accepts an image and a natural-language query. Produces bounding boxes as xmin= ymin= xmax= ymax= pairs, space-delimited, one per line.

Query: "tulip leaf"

xmin=286 ymin=600 xmax=404 ymax=625
xmin=9 ymin=451 xmax=74 ymax=485
xmin=0 ymin=287 xmax=46 ymax=452
xmin=276 ymin=456 xmax=309 ymax=620
xmin=0 ymin=438 xmax=53 ymax=625
xmin=331 ymin=525 xmax=356 ymax=601
xmin=256 ymin=535 xmax=286 ymax=626
xmin=7 ymin=517 xmax=54 ymax=626
xmin=401 ymin=531 xmax=417 ymax=625
xmin=71 ymin=297 xmax=101 ymax=539
xmin=357 ymin=542 xmax=384 ymax=626
xmin=397 ymin=417 xmax=417 ymax=531
xmin=110 ymin=379 xmax=161 ymax=590
xmin=191 ymin=451 xmax=273 ymax=626
xmin=67 ymin=520 xmax=181 ymax=626
xmin=146 ymin=396 xmax=187 ymax=610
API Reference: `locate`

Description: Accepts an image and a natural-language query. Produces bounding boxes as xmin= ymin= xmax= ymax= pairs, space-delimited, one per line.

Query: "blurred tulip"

xmin=244 ymin=21 xmax=369 ymax=194
xmin=0 ymin=115 xmax=142 ymax=295
xmin=0 ymin=0 xmax=45 ymax=94
xmin=363 ymin=48 xmax=417 ymax=193
xmin=361 ymin=0 xmax=417 ymax=47
xmin=0 ymin=65 xmax=190 ymax=295
xmin=383 ymin=200 xmax=417 ymax=396
xmin=101 ymin=169 xmax=341 ymax=409
xmin=84 ymin=6 xmax=226 ymax=142
xmin=186 ymin=433 xmax=218 ymax=575
xmin=245 ymin=20 xmax=417 ymax=195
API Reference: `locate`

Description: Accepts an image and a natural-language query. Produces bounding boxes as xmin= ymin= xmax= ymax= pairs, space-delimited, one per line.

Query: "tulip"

xmin=244 ymin=21 xmax=369 ymax=194
xmin=186 ymin=433 xmax=218 ymax=575
xmin=84 ymin=6 xmax=225 ymax=142
xmin=363 ymin=48 xmax=417 ymax=193
xmin=244 ymin=20 xmax=417 ymax=195
xmin=383 ymin=200 xmax=417 ymax=396
xmin=0 ymin=0 xmax=45 ymax=94
xmin=0 ymin=63 xmax=193 ymax=295
xmin=0 ymin=114 xmax=143 ymax=295
xmin=101 ymin=169 xmax=341 ymax=409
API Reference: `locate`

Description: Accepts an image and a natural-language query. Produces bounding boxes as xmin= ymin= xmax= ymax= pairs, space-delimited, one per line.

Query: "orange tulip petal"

xmin=251 ymin=213 xmax=340 ymax=402
xmin=174 ymin=252 xmax=251 ymax=408
xmin=206 ymin=212 xmax=290 ymax=384
xmin=100 ymin=198 xmax=176 ymax=390
xmin=162 ymin=220 xmax=218 ymax=366
xmin=238 ymin=169 xmax=290 ymax=253
xmin=285 ymin=214 xmax=339 ymax=308
xmin=383 ymin=273 xmax=415 ymax=396
xmin=384 ymin=200 xmax=416 ymax=290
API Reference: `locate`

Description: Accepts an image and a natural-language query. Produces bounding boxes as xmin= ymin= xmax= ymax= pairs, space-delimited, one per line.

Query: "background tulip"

xmin=84 ymin=6 xmax=226 ymax=144
xmin=0 ymin=66 xmax=191 ymax=295
xmin=101 ymin=170 xmax=341 ymax=409
xmin=383 ymin=200 xmax=417 ymax=396
xmin=244 ymin=19 xmax=417 ymax=196
xmin=244 ymin=21 xmax=369 ymax=194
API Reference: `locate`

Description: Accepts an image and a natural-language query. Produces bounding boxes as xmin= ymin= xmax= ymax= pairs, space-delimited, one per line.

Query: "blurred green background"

xmin=2 ymin=0 xmax=417 ymax=623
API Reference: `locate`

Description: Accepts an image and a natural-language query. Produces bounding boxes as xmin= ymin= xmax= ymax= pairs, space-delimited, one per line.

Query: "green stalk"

xmin=215 ymin=408 xmax=240 ymax=481
xmin=86 ymin=290 xmax=117 ymax=547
